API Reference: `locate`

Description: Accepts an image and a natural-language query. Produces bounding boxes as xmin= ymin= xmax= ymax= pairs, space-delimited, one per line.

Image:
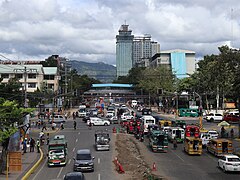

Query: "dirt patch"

xmin=113 ymin=133 xmax=164 ymax=180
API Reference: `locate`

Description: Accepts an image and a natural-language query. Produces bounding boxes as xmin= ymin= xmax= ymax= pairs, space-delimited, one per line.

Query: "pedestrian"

xmin=72 ymin=112 xmax=76 ymax=120
xmin=23 ymin=138 xmax=27 ymax=153
xmin=221 ymin=126 xmax=225 ymax=138
xmin=60 ymin=122 xmax=64 ymax=130
xmin=76 ymin=111 xmax=79 ymax=118
xmin=30 ymin=138 xmax=35 ymax=152
xmin=42 ymin=122 xmax=47 ymax=131
xmin=36 ymin=139 xmax=40 ymax=153
xmin=73 ymin=120 xmax=77 ymax=130
xmin=230 ymin=128 xmax=234 ymax=139
xmin=64 ymin=112 xmax=67 ymax=120
xmin=46 ymin=133 xmax=50 ymax=145
xmin=173 ymin=138 xmax=177 ymax=150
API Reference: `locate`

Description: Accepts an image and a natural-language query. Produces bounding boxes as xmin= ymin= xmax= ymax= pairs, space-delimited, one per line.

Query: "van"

xmin=49 ymin=115 xmax=65 ymax=123
xmin=168 ymin=127 xmax=185 ymax=143
xmin=206 ymin=139 xmax=233 ymax=157
xmin=73 ymin=149 xmax=95 ymax=172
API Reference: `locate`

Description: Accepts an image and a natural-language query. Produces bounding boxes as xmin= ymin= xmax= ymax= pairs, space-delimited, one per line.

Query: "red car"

xmin=223 ymin=114 xmax=240 ymax=123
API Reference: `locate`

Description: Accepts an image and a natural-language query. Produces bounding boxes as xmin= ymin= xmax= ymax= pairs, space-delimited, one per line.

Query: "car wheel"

xmin=104 ymin=123 xmax=108 ymax=126
xmin=223 ymin=166 xmax=226 ymax=173
xmin=210 ymin=118 xmax=214 ymax=122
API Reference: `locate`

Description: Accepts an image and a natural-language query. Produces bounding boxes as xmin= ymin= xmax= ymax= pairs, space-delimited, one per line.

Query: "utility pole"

xmin=14 ymin=67 xmax=37 ymax=108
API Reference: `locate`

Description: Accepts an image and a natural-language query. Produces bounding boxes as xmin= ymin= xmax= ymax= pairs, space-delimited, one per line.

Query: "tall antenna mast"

xmin=231 ymin=8 xmax=233 ymax=47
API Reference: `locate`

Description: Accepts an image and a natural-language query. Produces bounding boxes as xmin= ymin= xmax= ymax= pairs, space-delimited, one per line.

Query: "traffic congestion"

xmin=28 ymin=98 xmax=240 ymax=180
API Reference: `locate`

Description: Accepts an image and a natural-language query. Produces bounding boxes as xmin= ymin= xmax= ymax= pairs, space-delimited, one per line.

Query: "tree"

xmin=0 ymin=98 xmax=34 ymax=173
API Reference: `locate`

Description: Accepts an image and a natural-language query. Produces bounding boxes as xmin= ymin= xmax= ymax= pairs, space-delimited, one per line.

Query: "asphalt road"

xmin=146 ymin=111 xmax=240 ymax=180
xmin=30 ymin=117 xmax=118 ymax=180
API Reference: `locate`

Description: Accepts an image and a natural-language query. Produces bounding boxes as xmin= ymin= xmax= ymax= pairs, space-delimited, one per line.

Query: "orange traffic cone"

xmin=152 ymin=162 xmax=157 ymax=171
xmin=118 ymin=162 xmax=125 ymax=173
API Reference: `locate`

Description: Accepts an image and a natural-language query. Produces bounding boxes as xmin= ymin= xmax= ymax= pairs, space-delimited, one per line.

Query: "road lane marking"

xmin=98 ymin=158 xmax=100 ymax=164
xmin=170 ymin=149 xmax=185 ymax=162
xmin=78 ymin=132 xmax=80 ymax=135
xmin=205 ymin=152 xmax=218 ymax=162
xmin=57 ymin=167 xmax=63 ymax=178
xmin=68 ymin=159 xmax=71 ymax=165
xmin=32 ymin=155 xmax=48 ymax=180
xmin=73 ymin=147 xmax=75 ymax=152
xmin=98 ymin=173 xmax=101 ymax=180
xmin=76 ymin=139 xmax=78 ymax=142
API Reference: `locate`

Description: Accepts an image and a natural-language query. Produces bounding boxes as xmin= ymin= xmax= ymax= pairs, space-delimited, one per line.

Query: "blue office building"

xmin=116 ymin=24 xmax=134 ymax=77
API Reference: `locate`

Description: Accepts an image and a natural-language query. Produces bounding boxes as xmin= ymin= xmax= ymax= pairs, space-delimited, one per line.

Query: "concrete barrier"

xmin=22 ymin=148 xmax=44 ymax=180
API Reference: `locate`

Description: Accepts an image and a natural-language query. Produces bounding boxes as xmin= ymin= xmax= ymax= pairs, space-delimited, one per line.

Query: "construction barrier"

xmin=152 ymin=162 xmax=157 ymax=171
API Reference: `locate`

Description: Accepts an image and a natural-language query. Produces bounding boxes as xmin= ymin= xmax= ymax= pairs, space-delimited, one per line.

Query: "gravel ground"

xmin=112 ymin=133 xmax=165 ymax=180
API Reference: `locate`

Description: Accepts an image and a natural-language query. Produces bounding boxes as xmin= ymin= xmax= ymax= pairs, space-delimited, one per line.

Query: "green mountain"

xmin=70 ymin=60 xmax=116 ymax=83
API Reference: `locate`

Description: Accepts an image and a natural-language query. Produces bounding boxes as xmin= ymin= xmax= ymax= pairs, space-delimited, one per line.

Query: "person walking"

xmin=36 ymin=139 xmax=40 ymax=153
xmin=46 ymin=133 xmax=50 ymax=145
xmin=173 ymin=138 xmax=177 ymax=150
xmin=42 ymin=121 xmax=47 ymax=131
xmin=230 ymin=128 xmax=234 ymax=139
xmin=23 ymin=138 xmax=27 ymax=153
xmin=73 ymin=120 xmax=77 ymax=130
xmin=30 ymin=138 xmax=35 ymax=152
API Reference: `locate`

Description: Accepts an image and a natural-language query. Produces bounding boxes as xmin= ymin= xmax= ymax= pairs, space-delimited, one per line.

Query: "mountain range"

xmin=70 ymin=60 xmax=116 ymax=83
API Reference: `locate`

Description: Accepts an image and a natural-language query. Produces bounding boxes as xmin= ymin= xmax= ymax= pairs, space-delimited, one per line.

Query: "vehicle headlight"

xmin=88 ymin=162 xmax=94 ymax=166
xmin=59 ymin=155 xmax=64 ymax=159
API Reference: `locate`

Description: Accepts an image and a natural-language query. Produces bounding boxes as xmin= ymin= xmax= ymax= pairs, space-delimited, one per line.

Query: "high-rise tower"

xmin=116 ymin=24 xmax=134 ymax=77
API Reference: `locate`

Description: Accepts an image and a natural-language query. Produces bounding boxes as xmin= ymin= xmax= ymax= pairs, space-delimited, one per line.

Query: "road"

xmin=30 ymin=117 xmax=117 ymax=180
xmin=146 ymin=111 xmax=240 ymax=180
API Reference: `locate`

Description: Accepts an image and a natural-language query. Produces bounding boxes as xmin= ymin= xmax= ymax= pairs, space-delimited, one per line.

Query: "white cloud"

xmin=0 ymin=0 xmax=240 ymax=64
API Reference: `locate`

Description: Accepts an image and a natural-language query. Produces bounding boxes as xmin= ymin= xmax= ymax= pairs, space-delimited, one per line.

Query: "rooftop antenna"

xmin=124 ymin=20 xmax=127 ymax=25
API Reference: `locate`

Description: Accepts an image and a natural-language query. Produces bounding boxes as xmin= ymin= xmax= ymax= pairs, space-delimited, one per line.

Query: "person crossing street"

xmin=73 ymin=120 xmax=77 ymax=130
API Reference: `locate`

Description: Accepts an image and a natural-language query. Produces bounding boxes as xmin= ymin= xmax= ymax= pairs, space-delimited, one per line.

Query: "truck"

xmin=48 ymin=135 xmax=67 ymax=167
xmin=95 ymin=130 xmax=110 ymax=151
xmin=78 ymin=105 xmax=87 ymax=117
xmin=149 ymin=129 xmax=168 ymax=152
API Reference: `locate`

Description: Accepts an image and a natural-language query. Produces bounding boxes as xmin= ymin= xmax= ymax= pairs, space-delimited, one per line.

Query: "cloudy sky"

xmin=0 ymin=0 xmax=240 ymax=65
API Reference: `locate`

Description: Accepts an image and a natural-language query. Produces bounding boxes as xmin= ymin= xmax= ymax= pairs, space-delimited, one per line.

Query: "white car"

xmin=218 ymin=154 xmax=240 ymax=172
xmin=121 ymin=113 xmax=134 ymax=120
xmin=207 ymin=130 xmax=219 ymax=139
xmin=87 ymin=117 xmax=110 ymax=126
xmin=49 ymin=115 xmax=65 ymax=123
xmin=205 ymin=113 xmax=223 ymax=122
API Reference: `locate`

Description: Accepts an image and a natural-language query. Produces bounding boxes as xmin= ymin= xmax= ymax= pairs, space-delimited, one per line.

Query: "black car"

xmin=73 ymin=149 xmax=95 ymax=172
xmin=82 ymin=116 xmax=90 ymax=123
xmin=64 ymin=172 xmax=85 ymax=180
xmin=142 ymin=108 xmax=152 ymax=115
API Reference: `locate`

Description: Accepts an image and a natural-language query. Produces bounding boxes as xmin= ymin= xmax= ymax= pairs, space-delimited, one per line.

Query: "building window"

xmin=28 ymin=83 xmax=36 ymax=88
xmin=44 ymin=75 xmax=55 ymax=80
xmin=1 ymin=74 xmax=9 ymax=79
xmin=15 ymin=74 xmax=23 ymax=79
xmin=28 ymin=74 xmax=36 ymax=79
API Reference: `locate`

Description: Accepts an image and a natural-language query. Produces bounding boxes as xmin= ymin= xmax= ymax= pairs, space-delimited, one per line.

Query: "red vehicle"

xmin=127 ymin=121 xmax=134 ymax=134
xmin=223 ymin=114 xmax=240 ymax=123
xmin=185 ymin=125 xmax=200 ymax=138
xmin=120 ymin=120 xmax=129 ymax=127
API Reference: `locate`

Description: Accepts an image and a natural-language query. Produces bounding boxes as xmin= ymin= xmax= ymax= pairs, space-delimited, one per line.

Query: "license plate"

xmin=158 ymin=148 xmax=162 ymax=149
xmin=234 ymin=168 xmax=237 ymax=171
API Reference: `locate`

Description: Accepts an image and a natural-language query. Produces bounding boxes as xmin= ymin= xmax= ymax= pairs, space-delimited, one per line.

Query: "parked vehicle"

xmin=87 ymin=117 xmax=110 ymax=126
xmin=73 ymin=149 xmax=95 ymax=172
xmin=184 ymin=137 xmax=202 ymax=155
xmin=206 ymin=139 xmax=233 ymax=157
xmin=142 ymin=108 xmax=152 ymax=115
xmin=218 ymin=154 xmax=240 ymax=172
xmin=223 ymin=113 xmax=240 ymax=123
xmin=205 ymin=113 xmax=223 ymax=122
xmin=95 ymin=130 xmax=110 ymax=151
xmin=168 ymin=127 xmax=185 ymax=143
xmin=149 ymin=129 xmax=168 ymax=152
xmin=48 ymin=135 xmax=67 ymax=167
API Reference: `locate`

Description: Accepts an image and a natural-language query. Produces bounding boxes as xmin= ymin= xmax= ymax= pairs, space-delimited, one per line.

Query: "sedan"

xmin=218 ymin=154 xmax=240 ymax=172
xmin=64 ymin=172 xmax=85 ymax=180
xmin=87 ymin=117 xmax=110 ymax=126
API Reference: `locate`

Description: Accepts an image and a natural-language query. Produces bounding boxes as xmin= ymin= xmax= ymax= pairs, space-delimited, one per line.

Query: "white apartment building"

xmin=0 ymin=63 xmax=59 ymax=93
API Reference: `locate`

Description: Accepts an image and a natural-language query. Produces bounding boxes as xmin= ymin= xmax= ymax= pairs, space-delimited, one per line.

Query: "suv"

xmin=49 ymin=115 xmax=65 ymax=123
xmin=205 ymin=113 xmax=223 ymax=122
xmin=73 ymin=149 xmax=94 ymax=172
xmin=87 ymin=117 xmax=110 ymax=126
xmin=64 ymin=172 xmax=85 ymax=180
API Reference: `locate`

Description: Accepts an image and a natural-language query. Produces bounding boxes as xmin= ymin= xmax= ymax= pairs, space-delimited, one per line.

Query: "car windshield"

xmin=65 ymin=175 xmax=84 ymax=180
xmin=228 ymin=158 xmax=240 ymax=162
xmin=76 ymin=154 xmax=91 ymax=160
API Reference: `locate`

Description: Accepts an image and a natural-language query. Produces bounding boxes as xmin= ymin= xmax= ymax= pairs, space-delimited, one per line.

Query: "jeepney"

xmin=168 ymin=127 xmax=185 ymax=143
xmin=149 ymin=129 xmax=168 ymax=152
xmin=47 ymin=135 xmax=67 ymax=167
xmin=206 ymin=138 xmax=233 ymax=157
xmin=95 ymin=130 xmax=110 ymax=151
xmin=184 ymin=137 xmax=202 ymax=155
xmin=159 ymin=120 xmax=172 ymax=128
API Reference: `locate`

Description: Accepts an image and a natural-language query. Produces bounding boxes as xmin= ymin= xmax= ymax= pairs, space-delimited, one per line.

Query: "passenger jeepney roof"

xmin=151 ymin=130 xmax=165 ymax=135
xmin=185 ymin=137 xmax=202 ymax=141
xmin=49 ymin=139 xmax=66 ymax=145
xmin=210 ymin=138 xmax=232 ymax=143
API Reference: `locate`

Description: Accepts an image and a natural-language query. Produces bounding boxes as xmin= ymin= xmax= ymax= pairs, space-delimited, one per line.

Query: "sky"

xmin=0 ymin=0 xmax=240 ymax=65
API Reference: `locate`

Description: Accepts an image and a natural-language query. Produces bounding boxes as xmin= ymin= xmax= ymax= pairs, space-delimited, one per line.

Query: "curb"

xmin=21 ymin=148 xmax=44 ymax=180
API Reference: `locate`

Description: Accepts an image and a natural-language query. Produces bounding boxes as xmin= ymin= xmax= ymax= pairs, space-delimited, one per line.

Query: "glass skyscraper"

xmin=116 ymin=24 xmax=134 ymax=77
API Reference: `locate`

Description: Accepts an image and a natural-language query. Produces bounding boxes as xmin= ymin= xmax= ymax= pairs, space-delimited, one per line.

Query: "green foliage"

xmin=41 ymin=55 xmax=58 ymax=67
xmin=0 ymin=98 xmax=34 ymax=142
